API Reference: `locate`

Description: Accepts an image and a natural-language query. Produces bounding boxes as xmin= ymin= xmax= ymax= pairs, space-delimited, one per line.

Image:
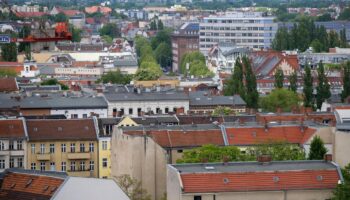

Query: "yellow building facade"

xmin=98 ymin=137 xmax=111 ymax=178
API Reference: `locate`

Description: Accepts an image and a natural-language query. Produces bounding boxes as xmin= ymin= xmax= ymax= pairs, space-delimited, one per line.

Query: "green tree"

xmin=72 ymin=27 xmax=82 ymax=42
xmin=41 ymin=79 xmax=69 ymax=90
xmin=150 ymin=29 xmax=171 ymax=50
xmin=341 ymin=61 xmax=350 ymax=102
xmin=242 ymin=56 xmax=259 ymax=109
xmin=332 ymin=163 xmax=350 ymax=199
xmin=274 ymin=68 xmax=284 ymax=89
xmin=303 ymin=64 xmax=314 ymax=108
xmin=338 ymin=7 xmax=350 ymax=20
xmin=101 ymin=35 xmax=113 ymax=44
xmin=134 ymin=36 xmax=150 ymax=56
xmin=328 ymin=30 xmax=341 ymax=48
xmin=260 ymin=88 xmax=300 ymax=112
xmin=134 ymin=62 xmax=163 ymax=81
xmin=289 ymin=71 xmax=298 ymax=92
xmin=188 ymin=60 xmax=213 ymax=78
xmin=180 ymin=51 xmax=207 ymax=76
xmin=308 ymin=136 xmax=327 ymax=160
xmin=317 ymin=13 xmax=332 ymax=21
xmin=98 ymin=70 xmax=132 ymax=84
xmin=116 ymin=174 xmax=152 ymax=200
xmin=247 ymin=142 xmax=306 ymax=161
xmin=311 ymin=39 xmax=323 ymax=53
xmin=99 ymin=23 xmax=120 ymax=38
xmin=316 ymin=61 xmax=331 ymax=109
xmin=224 ymin=58 xmax=245 ymax=98
xmin=340 ymin=28 xmax=348 ymax=48
xmin=212 ymin=106 xmax=233 ymax=116
xmin=154 ymin=42 xmax=172 ymax=68
xmin=272 ymin=27 xmax=289 ymax=51
xmin=24 ymin=45 xmax=31 ymax=61
xmin=0 ymin=69 xmax=17 ymax=77
xmin=54 ymin=13 xmax=68 ymax=22
xmin=1 ymin=43 xmax=17 ymax=62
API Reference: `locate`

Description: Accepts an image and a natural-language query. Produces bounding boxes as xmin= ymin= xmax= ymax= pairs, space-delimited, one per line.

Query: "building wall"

xmin=0 ymin=140 xmax=27 ymax=172
xmin=20 ymin=109 xmax=51 ymax=116
xmin=180 ymin=189 xmax=334 ymax=200
xmin=333 ymin=129 xmax=350 ymax=167
xmin=55 ymin=67 xmax=104 ymax=76
xmin=107 ymin=100 xmax=189 ymax=117
xmin=50 ymin=108 xmax=108 ymax=119
xmin=26 ymin=140 xmax=99 ymax=177
xmin=167 ymin=165 xmax=182 ymax=200
xmin=172 ymin=35 xmax=199 ymax=72
xmin=98 ymin=137 xmax=111 ymax=178
xmin=111 ymin=129 xmax=168 ymax=200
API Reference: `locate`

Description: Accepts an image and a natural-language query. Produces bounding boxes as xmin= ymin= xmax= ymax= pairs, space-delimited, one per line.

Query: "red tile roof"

xmin=0 ymin=119 xmax=25 ymax=139
xmin=124 ymin=129 xmax=225 ymax=148
xmin=0 ymin=78 xmax=18 ymax=92
xmin=86 ymin=17 xmax=95 ymax=24
xmin=26 ymin=119 xmax=97 ymax=141
xmin=180 ymin=170 xmax=340 ymax=193
xmin=0 ymin=62 xmax=23 ymax=74
xmin=0 ymin=171 xmax=64 ymax=200
xmin=85 ymin=6 xmax=111 ymax=14
xmin=225 ymin=126 xmax=316 ymax=145
xmin=61 ymin=10 xmax=80 ymax=17
xmin=15 ymin=12 xmax=47 ymax=18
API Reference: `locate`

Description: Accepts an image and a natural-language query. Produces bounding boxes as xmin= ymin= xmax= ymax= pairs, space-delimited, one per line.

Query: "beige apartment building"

xmin=26 ymin=118 xmax=99 ymax=177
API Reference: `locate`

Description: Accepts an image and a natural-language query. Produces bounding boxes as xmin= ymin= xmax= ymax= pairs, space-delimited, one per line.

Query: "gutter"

xmin=331 ymin=161 xmax=345 ymax=183
xmin=219 ymin=124 xmax=229 ymax=146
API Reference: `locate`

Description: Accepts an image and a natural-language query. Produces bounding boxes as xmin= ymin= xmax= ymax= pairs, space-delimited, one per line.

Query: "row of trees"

xmin=177 ymin=136 xmax=327 ymax=164
xmin=272 ymin=18 xmax=348 ymax=52
xmin=179 ymin=51 xmax=213 ymax=78
xmin=224 ymin=56 xmax=259 ymax=109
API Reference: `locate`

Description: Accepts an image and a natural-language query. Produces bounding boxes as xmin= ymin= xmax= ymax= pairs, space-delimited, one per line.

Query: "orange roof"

xmin=85 ymin=6 xmax=112 ymax=14
xmin=124 ymin=129 xmax=225 ymax=148
xmin=15 ymin=12 xmax=47 ymax=18
xmin=0 ymin=62 xmax=23 ymax=74
xmin=0 ymin=119 xmax=25 ymax=138
xmin=0 ymin=171 xmax=64 ymax=199
xmin=0 ymin=78 xmax=18 ymax=92
xmin=181 ymin=170 xmax=339 ymax=193
xmin=225 ymin=126 xmax=316 ymax=145
xmin=61 ymin=10 xmax=80 ymax=17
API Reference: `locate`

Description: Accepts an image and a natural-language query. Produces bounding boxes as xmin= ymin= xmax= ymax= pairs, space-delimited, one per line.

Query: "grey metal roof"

xmin=114 ymin=59 xmax=138 ymax=67
xmin=171 ymin=160 xmax=338 ymax=174
xmin=5 ymin=168 xmax=67 ymax=179
xmin=104 ymin=88 xmax=189 ymax=101
xmin=0 ymin=93 xmax=108 ymax=109
xmin=189 ymin=91 xmax=246 ymax=106
xmin=132 ymin=115 xmax=179 ymax=125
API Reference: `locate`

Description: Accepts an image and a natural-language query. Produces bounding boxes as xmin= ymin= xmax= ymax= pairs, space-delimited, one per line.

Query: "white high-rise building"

xmin=199 ymin=12 xmax=278 ymax=55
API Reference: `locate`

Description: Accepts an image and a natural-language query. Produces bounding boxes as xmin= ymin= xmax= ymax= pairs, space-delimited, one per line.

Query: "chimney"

xmin=257 ymin=155 xmax=272 ymax=165
xmin=324 ymin=154 xmax=332 ymax=162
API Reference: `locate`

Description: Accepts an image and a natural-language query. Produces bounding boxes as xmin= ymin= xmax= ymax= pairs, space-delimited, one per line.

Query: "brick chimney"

xmin=257 ymin=155 xmax=272 ymax=165
xmin=324 ymin=154 xmax=332 ymax=162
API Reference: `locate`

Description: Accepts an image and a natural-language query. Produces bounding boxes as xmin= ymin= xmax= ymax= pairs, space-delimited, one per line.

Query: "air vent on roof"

xmin=43 ymin=185 xmax=49 ymax=192
xmin=251 ymin=131 xmax=256 ymax=137
xmin=85 ymin=126 xmax=89 ymax=131
xmin=33 ymin=127 xmax=38 ymax=132
xmin=317 ymin=175 xmax=323 ymax=181
xmin=223 ymin=178 xmax=229 ymax=184
xmin=57 ymin=127 xmax=63 ymax=131
xmin=51 ymin=186 xmax=57 ymax=193
xmin=10 ymin=183 xmax=16 ymax=188
xmin=204 ymin=166 xmax=215 ymax=170
xmin=25 ymin=179 xmax=33 ymax=187
xmin=273 ymin=176 xmax=280 ymax=183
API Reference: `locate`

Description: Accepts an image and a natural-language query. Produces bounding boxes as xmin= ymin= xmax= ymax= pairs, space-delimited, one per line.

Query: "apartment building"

xmin=199 ymin=12 xmax=277 ymax=55
xmin=0 ymin=119 xmax=28 ymax=172
xmin=171 ymin=23 xmax=199 ymax=72
xmin=26 ymin=118 xmax=99 ymax=178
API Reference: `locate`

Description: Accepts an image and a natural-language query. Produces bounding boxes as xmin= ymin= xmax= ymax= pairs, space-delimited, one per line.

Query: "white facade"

xmin=107 ymin=100 xmax=189 ymax=117
xmin=55 ymin=67 xmax=104 ymax=76
xmin=199 ymin=12 xmax=277 ymax=55
xmin=51 ymin=108 xmax=108 ymax=119
xmin=21 ymin=62 xmax=40 ymax=78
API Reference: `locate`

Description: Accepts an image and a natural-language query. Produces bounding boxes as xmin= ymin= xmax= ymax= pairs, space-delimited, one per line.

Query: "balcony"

xmin=67 ymin=170 xmax=93 ymax=177
xmin=67 ymin=152 xmax=91 ymax=160
xmin=36 ymin=154 xmax=51 ymax=161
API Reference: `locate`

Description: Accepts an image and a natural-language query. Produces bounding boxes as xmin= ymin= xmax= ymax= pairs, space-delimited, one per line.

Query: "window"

xmin=80 ymin=143 xmax=85 ymax=152
xmin=89 ymin=143 xmax=94 ymax=152
xmin=89 ymin=161 xmax=94 ymax=171
xmin=50 ymin=162 xmax=55 ymax=171
xmin=50 ymin=144 xmax=55 ymax=153
xmin=31 ymin=163 xmax=36 ymax=170
xmin=194 ymin=196 xmax=202 ymax=200
xmin=102 ymin=176 xmax=107 ymax=179
xmin=102 ymin=158 xmax=108 ymax=168
xmin=129 ymin=108 xmax=133 ymax=115
xmin=10 ymin=158 xmax=14 ymax=168
xmin=61 ymin=162 xmax=66 ymax=172
xmin=31 ymin=144 xmax=35 ymax=154
xmin=17 ymin=140 xmax=22 ymax=150
xmin=70 ymin=161 xmax=76 ymax=171
xmin=0 ymin=141 xmax=5 ymax=151
xmin=102 ymin=141 xmax=107 ymax=150
xmin=80 ymin=161 xmax=85 ymax=171
xmin=40 ymin=162 xmax=45 ymax=171
xmin=71 ymin=114 xmax=78 ymax=119
xmin=17 ymin=157 xmax=23 ymax=168
xmin=9 ymin=141 xmax=14 ymax=150
xmin=40 ymin=144 xmax=45 ymax=154
xmin=61 ymin=144 xmax=66 ymax=152
xmin=165 ymin=107 xmax=169 ymax=113
xmin=70 ymin=143 xmax=75 ymax=153
xmin=82 ymin=114 xmax=88 ymax=118
xmin=0 ymin=160 xmax=4 ymax=169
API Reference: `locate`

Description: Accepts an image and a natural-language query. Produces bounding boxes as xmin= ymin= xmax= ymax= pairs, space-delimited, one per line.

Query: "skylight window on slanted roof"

xmin=10 ymin=183 xmax=16 ymax=188
xmin=34 ymin=127 xmax=38 ymax=132
xmin=9 ymin=125 xmax=14 ymax=129
xmin=25 ymin=179 xmax=33 ymax=187
xmin=43 ymin=185 xmax=49 ymax=192
xmin=58 ymin=127 xmax=63 ymax=131
xmin=85 ymin=126 xmax=89 ymax=131
xmin=50 ymin=186 xmax=57 ymax=193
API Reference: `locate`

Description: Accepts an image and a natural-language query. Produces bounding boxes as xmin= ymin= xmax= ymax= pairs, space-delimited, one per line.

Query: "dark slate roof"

xmin=113 ymin=59 xmax=138 ymax=67
xmin=172 ymin=160 xmax=338 ymax=174
xmin=189 ymin=91 xmax=246 ymax=106
xmin=0 ymin=93 xmax=108 ymax=109
xmin=132 ymin=115 xmax=179 ymax=125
